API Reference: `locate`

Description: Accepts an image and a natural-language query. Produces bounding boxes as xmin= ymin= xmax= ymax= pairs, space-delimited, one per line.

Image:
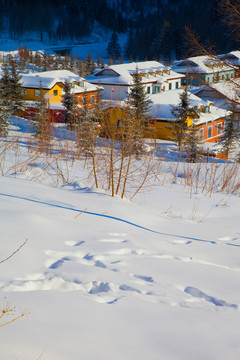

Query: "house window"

xmin=207 ymin=126 xmax=213 ymax=138
xmin=198 ymin=128 xmax=204 ymax=141
xmin=21 ymin=89 xmax=27 ymax=97
xmin=34 ymin=89 xmax=41 ymax=97
xmin=146 ymin=87 xmax=151 ymax=94
xmin=176 ymin=82 xmax=179 ymax=89
xmin=202 ymin=106 xmax=209 ymax=113
xmin=53 ymin=90 xmax=58 ymax=96
xmin=91 ymin=95 xmax=96 ymax=104
xmin=217 ymin=122 xmax=223 ymax=135
xmin=169 ymin=83 xmax=172 ymax=90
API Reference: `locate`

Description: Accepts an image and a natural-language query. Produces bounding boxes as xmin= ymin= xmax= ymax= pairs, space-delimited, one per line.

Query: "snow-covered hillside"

xmin=0 ymin=118 xmax=240 ymax=360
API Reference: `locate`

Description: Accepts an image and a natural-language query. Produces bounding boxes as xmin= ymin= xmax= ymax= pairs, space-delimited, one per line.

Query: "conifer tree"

xmin=43 ymin=50 xmax=49 ymax=71
xmin=62 ymin=81 xmax=79 ymax=130
xmin=34 ymin=84 xmax=52 ymax=151
xmin=219 ymin=101 xmax=240 ymax=158
xmin=85 ymin=52 xmax=96 ymax=76
xmin=0 ymin=64 xmax=12 ymax=136
xmin=126 ymin=68 xmax=152 ymax=156
xmin=70 ymin=54 xmax=75 ymax=71
xmin=184 ymin=117 xmax=203 ymax=163
xmin=170 ymin=87 xmax=197 ymax=155
xmin=77 ymin=92 xmax=97 ymax=156
xmin=106 ymin=32 xmax=122 ymax=59
xmin=9 ymin=58 xmax=24 ymax=116
xmin=63 ymin=54 xmax=69 ymax=70
xmin=127 ymin=68 xmax=152 ymax=122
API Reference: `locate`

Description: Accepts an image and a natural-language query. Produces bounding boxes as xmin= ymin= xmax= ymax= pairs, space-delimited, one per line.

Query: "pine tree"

xmin=184 ymin=118 xmax=203 ymax=163
xmin=170 ymin=87 xmax=197 ymax=155
xmin=126 ymin=67 xmax=152 ymax=156
xmin=70 ymin=54 xmax=75 ymax=71
xmin=106 ymin=32 xmax=122 ymax=59
xmin=77 ymin=93 xmax=97 ymax=156
xmin=0 ymin=64 xmax=12 ymax=137
xmin=9 ymin=58 xmax=24 ymax=116
xmin=219 ymin=101 xmax=240 ymax=158
xmin=34 ymin=83 xmax=52 ymax=151
xmin=127 ymin=68 xmax=152 ymax=122
xmin=63 ymin=54 xmax=69 ymax=70
xmin=85 ymin=53 xmax=96 ymax=76
xmin=61 ymin=81 xmax=79 ymax=130
xmin=43 ymin=50 xmax=49 ymax=71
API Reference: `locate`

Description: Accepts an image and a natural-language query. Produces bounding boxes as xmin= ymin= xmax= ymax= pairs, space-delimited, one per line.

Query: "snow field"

xmin=0 ymin=117 xmax=240 ymax=359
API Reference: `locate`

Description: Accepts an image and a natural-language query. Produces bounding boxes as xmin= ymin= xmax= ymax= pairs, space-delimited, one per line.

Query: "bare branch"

xmin=0 ymin=239 xmax=28 ymax=264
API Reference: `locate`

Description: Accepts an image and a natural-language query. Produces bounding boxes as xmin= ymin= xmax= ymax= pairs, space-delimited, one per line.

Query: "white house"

xmin=86 ymin=61 xmax=185 ymax=101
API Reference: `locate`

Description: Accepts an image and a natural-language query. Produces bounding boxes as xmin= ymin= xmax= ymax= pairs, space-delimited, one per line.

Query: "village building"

xmin=218 ymin=51 xmax=240 ymax=77
xmin=86 ymin=61 xmax=185 ymax=101
xmin=193 ymin=78 xmax=240 ymax=109
xmin=144 ymin=90 xmax=227 ymax=152
xmin=21 ymin=70 xmax=101 ymax=122
xmin=172 ymin=56 xmax=235 ymax=87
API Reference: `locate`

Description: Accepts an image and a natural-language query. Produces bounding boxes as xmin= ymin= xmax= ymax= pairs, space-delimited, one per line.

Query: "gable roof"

xmin=147 ymin=89 xmax=227 ymax=125
xmin=173 ymin=55 xmax=234 ymax=74
xmin=218 ymin=51 xmax=240 ymax=65
xmin=195 ymin=79 xmax=240 ymax=102
xmin=21 ymin=70 xmax=100 ymax=92
xmin=87 ymin=61 xmax=184 ymax=86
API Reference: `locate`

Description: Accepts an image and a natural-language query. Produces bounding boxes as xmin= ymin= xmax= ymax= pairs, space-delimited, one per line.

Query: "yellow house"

xmin=145 ymin=90 xmax=227 ymax=144
xmin=22 ymin=81 xmax=64 ymax=103
xmin=20 ymin=70 xmax=100 ymax=105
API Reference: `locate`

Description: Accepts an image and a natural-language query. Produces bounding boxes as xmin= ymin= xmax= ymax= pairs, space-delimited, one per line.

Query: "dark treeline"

xmin=0 ymin=0 xmax=239 ymax=60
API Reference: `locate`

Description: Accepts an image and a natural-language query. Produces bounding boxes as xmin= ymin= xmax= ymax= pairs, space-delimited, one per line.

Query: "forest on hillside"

xmin=0 ymin=0 xmax=239 ymax=60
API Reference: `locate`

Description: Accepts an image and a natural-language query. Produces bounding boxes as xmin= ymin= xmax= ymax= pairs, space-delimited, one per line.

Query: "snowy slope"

xmin=0 ymin=120 xmax=240 ymax=360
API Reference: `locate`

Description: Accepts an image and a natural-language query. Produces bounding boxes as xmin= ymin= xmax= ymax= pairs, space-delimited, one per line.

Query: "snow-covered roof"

xmin=87 ymin=61 xmax=184 ymax=86
xmin=218 ymin=51 xmax=240 ymax=66
xmin=195 ymin=79 xmax=240 ymax=102
xmin=173 ymin=55 xmax=234 ymax=74
xmin=147 ymin=89 xmax=227 ymax=125
xmin=21 ymin=70 xmax=100 ymax=92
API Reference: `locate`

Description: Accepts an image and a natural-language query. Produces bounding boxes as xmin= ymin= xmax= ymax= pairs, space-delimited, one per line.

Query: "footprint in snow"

xmin=49 ymin=256 xmax=71 ymax=269
xmin=134 ymin=274 xmax=154 ymax=283
xmin=184 ymin=286 xmax=238 ymax=309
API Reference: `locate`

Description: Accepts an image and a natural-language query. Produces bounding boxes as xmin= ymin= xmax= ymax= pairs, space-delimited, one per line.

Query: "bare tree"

xmin=0 ymin=239 xmax=28 ymax=327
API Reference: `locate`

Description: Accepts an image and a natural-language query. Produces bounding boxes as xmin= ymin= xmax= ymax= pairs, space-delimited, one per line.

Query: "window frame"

xmin=207 ymin=125 xmax=213 ymax=138
xmin=198 ymin=128 xmax=204 ymax=141
xmin=34 ymin=89 xmax=41 ymax=97
xmin=217 ymin=122 xmax=223 ymax=135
